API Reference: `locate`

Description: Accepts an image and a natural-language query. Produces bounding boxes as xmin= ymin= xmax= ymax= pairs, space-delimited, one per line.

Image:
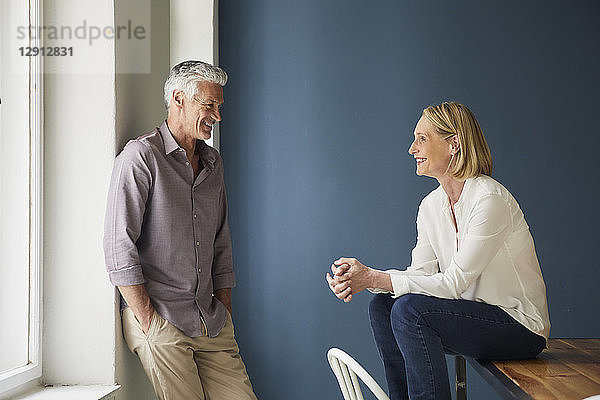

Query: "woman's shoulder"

xmin=467 ymin=175 xmax=518 ymax=206
xmin=471 ymin=175 xmax=503 ymax=194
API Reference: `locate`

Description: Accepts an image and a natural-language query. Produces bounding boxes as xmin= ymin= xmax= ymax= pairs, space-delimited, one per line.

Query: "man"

xmin=103 ymin=60 xmax=256 ymax=400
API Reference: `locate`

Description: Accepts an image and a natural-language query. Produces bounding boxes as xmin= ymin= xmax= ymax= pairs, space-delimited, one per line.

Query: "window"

xmin=0 ymin=0 xmax=43 ymax=394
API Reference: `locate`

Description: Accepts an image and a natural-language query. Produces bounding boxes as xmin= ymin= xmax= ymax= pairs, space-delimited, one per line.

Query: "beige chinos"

xmin=122 ymin=307 xmax=256 ymax=400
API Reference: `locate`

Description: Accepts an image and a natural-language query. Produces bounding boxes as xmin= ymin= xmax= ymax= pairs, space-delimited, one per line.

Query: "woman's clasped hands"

xmin=326 ymin=257 xmax=374 ymax=303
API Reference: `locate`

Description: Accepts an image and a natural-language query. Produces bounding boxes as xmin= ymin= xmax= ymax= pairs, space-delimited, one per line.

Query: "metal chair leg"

xmin=456 ymin=355 xmax=467 ymax=400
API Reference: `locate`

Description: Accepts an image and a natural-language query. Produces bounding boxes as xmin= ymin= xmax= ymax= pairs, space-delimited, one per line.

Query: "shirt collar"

xmin=442 ymin=177 xmax=474 ymax=211
xmin=159 ymin=121 xmax=218 ymax=169
xmin=158 ymin=121 xmax=181 ymax=155
xmin=454 ymin=177 xmax=473 ymax=208
xmin=196 ymin=140 xmax=217 ymax=169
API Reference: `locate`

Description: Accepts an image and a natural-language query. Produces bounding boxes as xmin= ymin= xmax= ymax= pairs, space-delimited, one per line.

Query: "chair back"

xmin=327 ymin=347 xmax=390 ymax=400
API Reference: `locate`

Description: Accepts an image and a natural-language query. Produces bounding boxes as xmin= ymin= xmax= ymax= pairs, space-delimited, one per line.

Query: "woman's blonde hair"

xmin=422 ymin=102 xmax=493 ymax=180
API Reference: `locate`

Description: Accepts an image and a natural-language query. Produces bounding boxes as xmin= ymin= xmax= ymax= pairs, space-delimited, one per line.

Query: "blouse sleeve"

xmin=389 ymin=194 xmax=511 ymax=299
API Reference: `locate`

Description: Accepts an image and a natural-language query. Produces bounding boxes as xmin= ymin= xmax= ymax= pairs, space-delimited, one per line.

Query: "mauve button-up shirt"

xmin=103 ymin=121 xmax=235 ymax=338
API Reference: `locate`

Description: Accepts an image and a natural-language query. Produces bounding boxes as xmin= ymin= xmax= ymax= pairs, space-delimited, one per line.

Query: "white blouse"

xmin=373 ymin=175 xmax=550 ymax=339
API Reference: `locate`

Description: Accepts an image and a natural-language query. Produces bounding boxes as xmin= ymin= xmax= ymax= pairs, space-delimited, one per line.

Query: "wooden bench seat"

xmin=457 ymin=338 xmax=600 ymax=399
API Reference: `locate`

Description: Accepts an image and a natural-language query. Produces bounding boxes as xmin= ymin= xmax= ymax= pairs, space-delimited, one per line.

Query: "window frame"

xmin=0 ymin=0 xmax=44 ymax=393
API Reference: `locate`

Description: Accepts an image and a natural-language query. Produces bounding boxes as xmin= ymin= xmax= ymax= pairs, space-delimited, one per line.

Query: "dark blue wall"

xmin=219 ymin=1 xmax=600 ymax=399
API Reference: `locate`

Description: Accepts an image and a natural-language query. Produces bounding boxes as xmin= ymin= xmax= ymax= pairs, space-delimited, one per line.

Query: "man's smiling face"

xmin=182 ymin=80 xmax=224 ymax=141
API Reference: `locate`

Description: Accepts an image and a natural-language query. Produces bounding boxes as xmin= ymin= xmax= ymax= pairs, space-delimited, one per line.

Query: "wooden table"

xmin=456 ymin=339 xmax=600 ymax=399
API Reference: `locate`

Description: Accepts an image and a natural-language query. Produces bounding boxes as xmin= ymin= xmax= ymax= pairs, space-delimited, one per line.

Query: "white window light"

xmin=0 ymin=0 xmax=43 ymax=394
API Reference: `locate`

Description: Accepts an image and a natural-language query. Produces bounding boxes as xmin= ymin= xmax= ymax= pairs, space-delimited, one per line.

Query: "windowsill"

xmin=6 ymin=385 xmax=120 ymax=400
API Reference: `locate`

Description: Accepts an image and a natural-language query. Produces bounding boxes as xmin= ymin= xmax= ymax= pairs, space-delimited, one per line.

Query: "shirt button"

xmin=185 ymin=161 xmax=190 ymax=166
xmin=193 ymin=214 xmax=197 ymax=218
xmin=198 ymin=268 xmax=202 ymax=273
xmin=196 ymin=241 xmax=200 ymax=246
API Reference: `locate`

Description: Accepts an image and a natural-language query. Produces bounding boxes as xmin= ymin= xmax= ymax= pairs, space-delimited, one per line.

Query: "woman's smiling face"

xmin=408 ymin=115 xmax=453 ymax=179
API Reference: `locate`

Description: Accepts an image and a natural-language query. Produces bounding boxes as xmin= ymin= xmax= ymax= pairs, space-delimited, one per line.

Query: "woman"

xmin=326 ymin=102 xmax=550 ymax=400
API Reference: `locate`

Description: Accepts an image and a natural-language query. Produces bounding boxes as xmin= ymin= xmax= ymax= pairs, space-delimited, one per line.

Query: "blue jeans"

xmin=368 ymin=294 xmax=546 ymax=400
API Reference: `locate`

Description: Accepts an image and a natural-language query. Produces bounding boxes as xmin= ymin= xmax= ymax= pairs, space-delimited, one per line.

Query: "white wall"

xmin=170 ymin=0 xmax=217 ymax=65
xmin=42 ymin=0 xmax=116 ymax=386
xmin=36 ymin=0 xmax=218 ymax=398
xmin=170 ymin=0 xmax=220 ymax=149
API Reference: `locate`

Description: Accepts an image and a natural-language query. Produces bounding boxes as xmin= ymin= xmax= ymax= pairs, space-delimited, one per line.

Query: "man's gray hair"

xmin=163 ymin=60 xmax=228 ymax=109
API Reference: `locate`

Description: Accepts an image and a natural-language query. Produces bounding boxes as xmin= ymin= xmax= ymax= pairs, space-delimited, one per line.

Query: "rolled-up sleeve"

xmin=103 ymin=141 xmax=153 ymax=286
